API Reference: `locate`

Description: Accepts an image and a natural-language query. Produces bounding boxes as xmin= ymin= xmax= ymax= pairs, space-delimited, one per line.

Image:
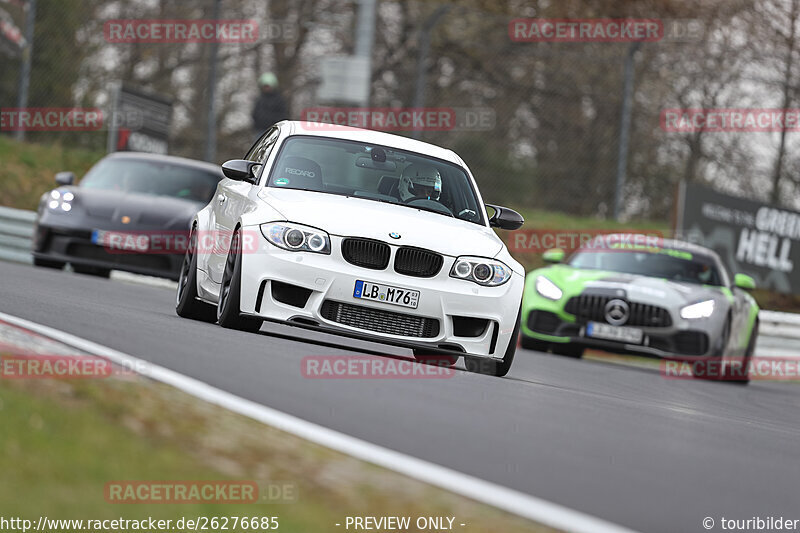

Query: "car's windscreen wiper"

xmin=410 ymin=204 xmax=454 ymax=218
xmin=341 ymin=193 xmax=454 ymax=218
xmin=343 ymin=194 xmax=400 ymax=207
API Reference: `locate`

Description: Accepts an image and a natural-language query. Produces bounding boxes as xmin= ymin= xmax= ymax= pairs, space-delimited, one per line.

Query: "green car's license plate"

xmin=585 ymin=322 xmax=643 ymax=344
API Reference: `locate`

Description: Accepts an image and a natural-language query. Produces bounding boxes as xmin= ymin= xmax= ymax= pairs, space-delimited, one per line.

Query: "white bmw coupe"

xmin=176 ymin=121 xmax=525 ymax=376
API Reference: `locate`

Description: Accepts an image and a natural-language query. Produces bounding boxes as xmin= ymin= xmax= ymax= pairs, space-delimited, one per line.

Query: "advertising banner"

xmin=676 ymin=181 xmax=799 ymax=294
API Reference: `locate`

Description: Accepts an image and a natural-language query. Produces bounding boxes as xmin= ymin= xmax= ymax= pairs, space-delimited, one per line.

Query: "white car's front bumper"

xmin=237 ymin=230 xmax=524 ymax=358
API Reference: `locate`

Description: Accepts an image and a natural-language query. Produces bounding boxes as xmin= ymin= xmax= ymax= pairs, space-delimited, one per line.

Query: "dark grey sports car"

xmin=32 ymin=152 xmax=222 ymax=280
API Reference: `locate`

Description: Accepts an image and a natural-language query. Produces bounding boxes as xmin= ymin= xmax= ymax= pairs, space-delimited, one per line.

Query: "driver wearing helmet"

xmin=398 ymin=163 xmax=442 ymax=202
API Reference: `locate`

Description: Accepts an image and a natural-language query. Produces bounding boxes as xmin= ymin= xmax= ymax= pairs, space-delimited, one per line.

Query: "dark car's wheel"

xmin=33 ymin=257 xmax=65 ymax=270
xmin=72 ymin=264 xmax=111 ymax=278
xmin=464 ymin=308 xmax=520 ymax=377
xmin=520 ymin=334 xmax=549 ymax=352
xmin=217 ymin=228 xmax=263 ymax=333
xmin=551 ymin=343 xmax=584 ymax=358
xmin=176 ymin=228 xmax=217 ymax=322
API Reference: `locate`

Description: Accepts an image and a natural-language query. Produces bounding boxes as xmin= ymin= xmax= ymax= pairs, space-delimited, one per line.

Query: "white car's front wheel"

xmin=176 ymin=227 xmax=217 ymax=323
xmin=217 ymin=228 xmax=263 ymax=333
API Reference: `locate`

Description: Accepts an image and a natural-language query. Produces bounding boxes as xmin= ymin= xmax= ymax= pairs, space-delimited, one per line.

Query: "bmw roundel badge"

xmin=389 ymin=232 xmax=401 ymax=239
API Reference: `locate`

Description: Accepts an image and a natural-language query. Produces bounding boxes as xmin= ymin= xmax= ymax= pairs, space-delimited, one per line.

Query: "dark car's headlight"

xmin=450 ymin=256 xmax=512 ymax=286
xmin=47 ymin=190 xmax=74 ymax=212
xmin=260 ymin=222 xmax=331 ymax=254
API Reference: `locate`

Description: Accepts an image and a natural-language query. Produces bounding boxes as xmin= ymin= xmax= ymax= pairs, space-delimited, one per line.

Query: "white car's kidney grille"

xmin=394 ymin=247 xmax=444 ymax=277
xmin=320 ymin=300 xmax=440 ymax=338
xmin=341 ymin=238 xmax=390 ymax=270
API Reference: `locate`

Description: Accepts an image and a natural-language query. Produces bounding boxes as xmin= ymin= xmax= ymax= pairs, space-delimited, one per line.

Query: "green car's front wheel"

xmin=722 ymin=321 xmax=756 ymax=385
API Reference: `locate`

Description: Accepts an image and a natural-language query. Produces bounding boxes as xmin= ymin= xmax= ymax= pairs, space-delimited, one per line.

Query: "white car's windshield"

xmin=266 ymin=136 xmax=485 ymax=225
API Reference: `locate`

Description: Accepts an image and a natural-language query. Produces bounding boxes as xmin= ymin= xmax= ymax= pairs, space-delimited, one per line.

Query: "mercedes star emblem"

xmin=604 ymin=298 xmax=630 ymax=326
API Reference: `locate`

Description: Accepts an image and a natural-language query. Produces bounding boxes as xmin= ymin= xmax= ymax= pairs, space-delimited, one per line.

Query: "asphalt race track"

xmin=2 ymin=261 xmax=799 ymax=533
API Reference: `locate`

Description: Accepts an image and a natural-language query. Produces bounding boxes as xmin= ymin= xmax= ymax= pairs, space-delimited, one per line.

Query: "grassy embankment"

xmin=0 ymin=364 xmax=550 ymax=532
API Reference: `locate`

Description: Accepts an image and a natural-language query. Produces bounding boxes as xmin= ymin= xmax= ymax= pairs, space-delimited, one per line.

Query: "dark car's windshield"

xmin=265 ymin=136 xmax=485 ymax=225
xmin=80 ymin=158 xmax=220 ymax=203
xmin=569 ymin=248 xmax=726 ymax=286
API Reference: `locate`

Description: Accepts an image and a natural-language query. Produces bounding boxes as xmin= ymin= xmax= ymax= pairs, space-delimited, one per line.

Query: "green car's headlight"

xmin=680 ymin=299 xmax=715 ymax=319
xmin=260 ymin=222 xmax=331 ymax=254
xmin=535 ymin=275 xmax=562 ymax=300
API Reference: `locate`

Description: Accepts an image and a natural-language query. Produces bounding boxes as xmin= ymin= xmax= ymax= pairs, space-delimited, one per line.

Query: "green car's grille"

xmin=565 ymin=294 xmax=672 ymax=327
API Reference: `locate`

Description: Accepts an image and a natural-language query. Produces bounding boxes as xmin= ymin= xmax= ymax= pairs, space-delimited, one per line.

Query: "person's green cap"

xmin=258 ymin=72 xmax=278 ymax=88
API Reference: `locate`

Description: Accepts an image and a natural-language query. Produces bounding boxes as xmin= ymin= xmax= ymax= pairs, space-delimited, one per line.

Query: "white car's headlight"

xmin=48 ymin=190 xmax=74 ymax=212
xmin=535 ymin=275 xmax=562 ymax=300
xmin=680 ymin=299 xmax=715 ymax=319
xmin=450 ymin=257 xmax=512 ymax=286
xmin=260 ymin=222 xmax=331 ymax=254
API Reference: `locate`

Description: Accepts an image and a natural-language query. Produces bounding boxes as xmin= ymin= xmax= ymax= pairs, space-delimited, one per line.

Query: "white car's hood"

xmin=259 ymin=188 xmax=503 ymax=258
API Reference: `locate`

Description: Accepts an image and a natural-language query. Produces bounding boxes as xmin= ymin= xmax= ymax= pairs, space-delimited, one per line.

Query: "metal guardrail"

xmin=759 ymin=310 xmax=800 ymax=339
xmin=0 ymin=204 xmax=798 ymax=357
xmin=756 ymin=310 xmax=800 ymax=359
xmin=0 ymin=205 xmax=35 ymax=265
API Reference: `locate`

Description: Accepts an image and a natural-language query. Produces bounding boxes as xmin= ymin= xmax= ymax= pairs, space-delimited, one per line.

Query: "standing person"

xmin=251 ymin=72 xmax=288 ymax=136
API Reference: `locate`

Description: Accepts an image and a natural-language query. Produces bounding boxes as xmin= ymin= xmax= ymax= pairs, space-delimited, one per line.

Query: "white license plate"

xmin=91 ymin=230 xmax=149 ymax=252
xmin=585 ymin=322 xmax=643 ymax=344
xmin=353 ymin=280 xmax=419 ymax=309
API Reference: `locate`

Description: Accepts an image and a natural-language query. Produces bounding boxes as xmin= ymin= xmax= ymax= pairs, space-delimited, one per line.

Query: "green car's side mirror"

xmin=734 ymin=273 xmax=756 ymax=290
xmin=543 ymin=248 xmax=565 ymax=264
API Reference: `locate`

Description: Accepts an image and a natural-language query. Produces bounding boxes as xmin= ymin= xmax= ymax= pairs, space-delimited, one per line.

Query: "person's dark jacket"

xmin=252 ymin=91 xmax=288 ymax=133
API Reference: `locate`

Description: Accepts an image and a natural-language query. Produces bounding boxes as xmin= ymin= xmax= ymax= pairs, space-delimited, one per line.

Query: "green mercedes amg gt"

xmin=520 ymin=235 xmax=760 ymax=382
